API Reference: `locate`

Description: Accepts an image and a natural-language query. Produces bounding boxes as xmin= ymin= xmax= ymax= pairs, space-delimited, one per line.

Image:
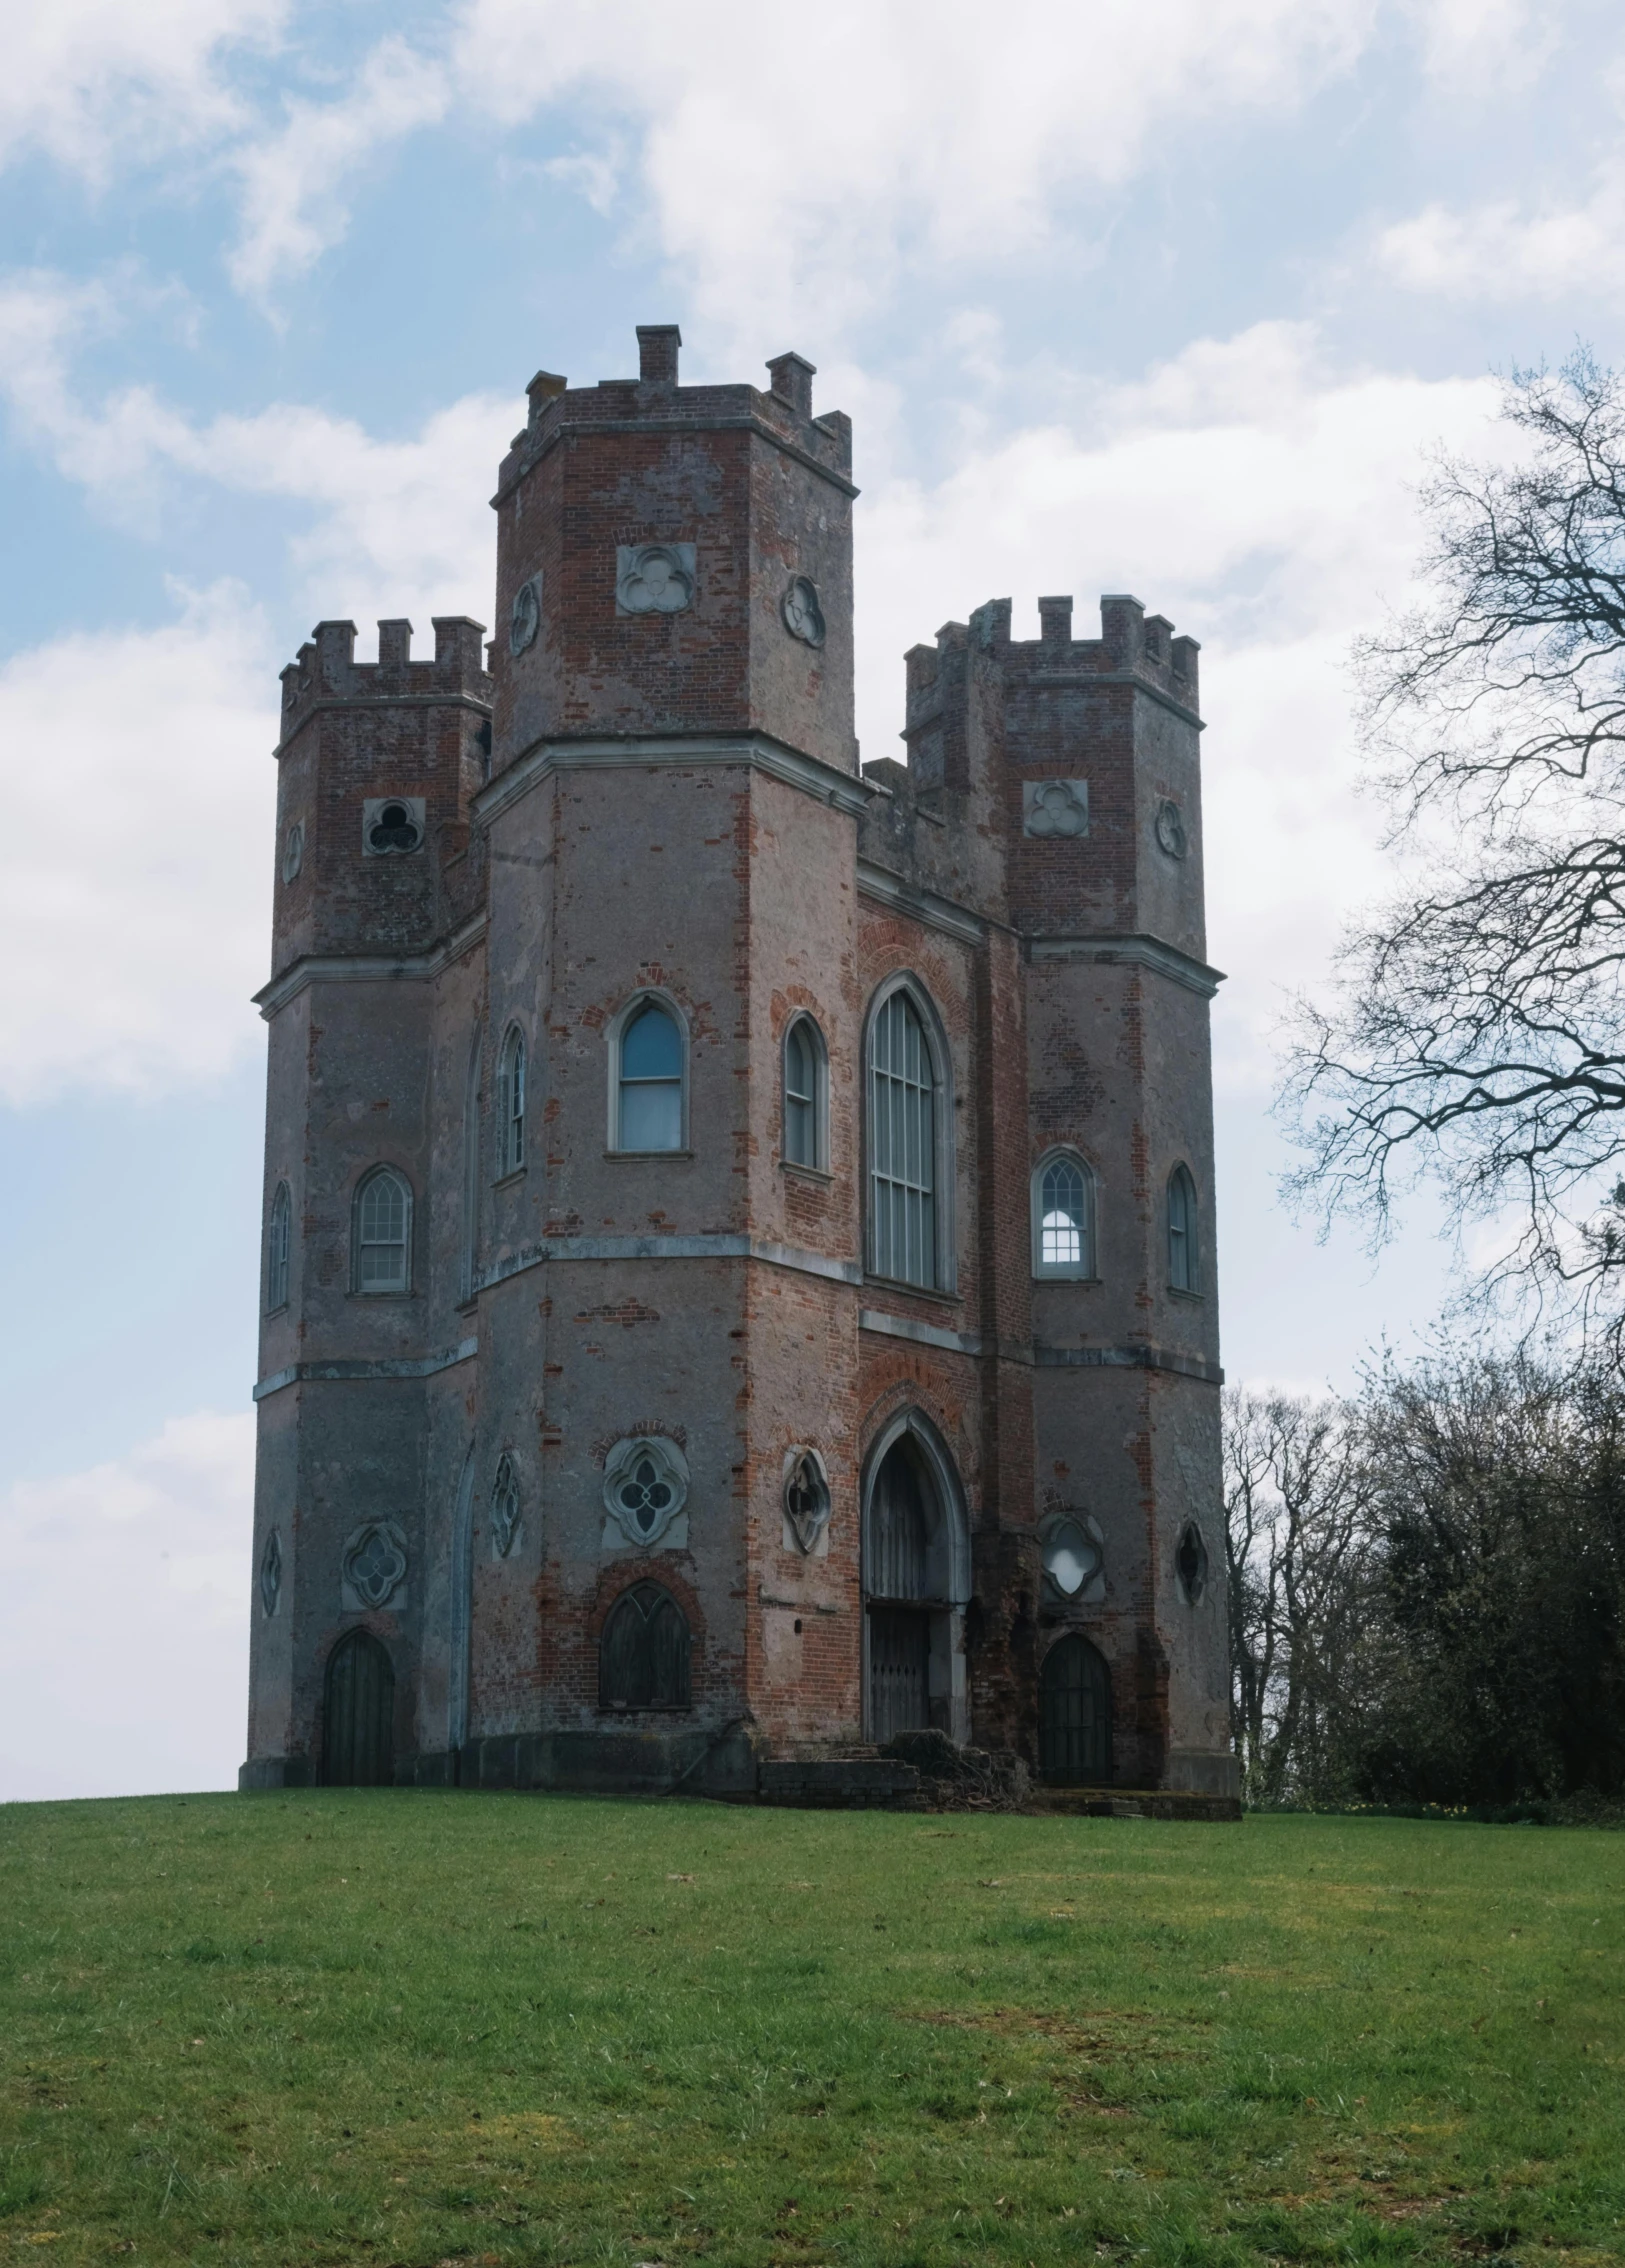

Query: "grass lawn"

xmin=0 ymin=1795 xmax=1621 ymax=2267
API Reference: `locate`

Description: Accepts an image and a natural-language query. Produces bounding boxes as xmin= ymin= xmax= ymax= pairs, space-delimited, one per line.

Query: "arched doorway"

xmin=600 ymin=1582 xmax=692 ymax=1711
xmin=861 ymin=1416 xmax=969 ymax=1743
xmin=1039 ymin=1634 xmax=1112 ymax=1785
xmin=322 ymin=1628 xmax=396 ymax=1786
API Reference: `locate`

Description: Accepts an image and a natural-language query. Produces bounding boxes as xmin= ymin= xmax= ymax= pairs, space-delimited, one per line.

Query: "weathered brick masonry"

xmin=241 ymin=325 xmax=1236 ymax=1802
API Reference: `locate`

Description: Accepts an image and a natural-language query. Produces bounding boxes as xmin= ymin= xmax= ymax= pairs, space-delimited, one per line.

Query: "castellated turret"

xmin=241 ymin=324 xmax=1236 ymax=1809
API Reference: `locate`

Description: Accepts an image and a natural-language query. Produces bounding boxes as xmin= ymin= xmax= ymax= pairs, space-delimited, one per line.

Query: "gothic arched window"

xmin=614 ymin=997 xmax=685 ymax=1153
xmin=866 ymin=981 xmax=950 ymax=1289
xmin=783 ymin=1013 xmax=827 ymax=1170
xmin=599 ymin=1582 xmax=692 ymax=1711
xmin=1032 ymin=1151 xmax=1096 ymax=1278
xmin=496 ymin=1025 xmax=527 ymax=1179
xmin=353 ymin=1166 xmax=412 ymax=1294
xmin=1167 ymin=1163 xmax=1199 ymax=1294
xmin=266 ymin=1180 xmax=291 ymax=1313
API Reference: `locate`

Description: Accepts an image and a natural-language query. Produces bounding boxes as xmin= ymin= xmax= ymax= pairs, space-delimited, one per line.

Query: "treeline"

xmin=1223 ymin=1352 xmax=1625 ymax=1811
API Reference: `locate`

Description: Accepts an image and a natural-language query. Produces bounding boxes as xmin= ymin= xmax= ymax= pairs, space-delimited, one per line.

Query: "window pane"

xmin=360 ymin=1173 xmax=404 ymax=1243
xmin=621 ymin=1079 xmax=682 ymax=1151
xmin=786 ymin=1090 xmax=813 ymax=1165
xmin=785 ymin=1023 xmax=811 ymax=1100
xmin=621 ymin=1003 xmax=681 ymax=1079
xmin=1041 ymin=1209 xmax=1080 ymax=1266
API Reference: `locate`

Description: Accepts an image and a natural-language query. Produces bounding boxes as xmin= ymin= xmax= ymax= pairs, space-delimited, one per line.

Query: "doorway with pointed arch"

xmin=861 ymin=1410 xmax=971 ymax=1744
xmin=1038 ymin=1631 xmax=1113 ymax=1785
xmin=322 ymin=1627 xmax=396 ymax=1786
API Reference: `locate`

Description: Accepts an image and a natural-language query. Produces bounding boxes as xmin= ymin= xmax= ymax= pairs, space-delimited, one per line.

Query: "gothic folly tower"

xmin=242 ymin=325 xmax=1236 ymax=1806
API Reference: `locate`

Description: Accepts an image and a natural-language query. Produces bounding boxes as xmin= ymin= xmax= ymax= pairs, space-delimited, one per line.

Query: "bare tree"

xmin=1222 ymin=1387 xmax=1378 ymax=1805
xmin=1285 ymin=352 xmax=1625 ymax=1341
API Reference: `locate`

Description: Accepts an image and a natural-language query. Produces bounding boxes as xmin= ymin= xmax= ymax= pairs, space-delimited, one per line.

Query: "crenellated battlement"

xmin=277 ymin=615 xmax=491 ymax=745
xmin=903 ymin=592 xmax=1200 ymax=737
xmin=494 ymin=322 xmax=854 ymax=507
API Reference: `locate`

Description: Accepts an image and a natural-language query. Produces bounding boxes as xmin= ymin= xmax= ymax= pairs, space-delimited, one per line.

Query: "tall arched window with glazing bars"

xmin=1032 ymin=1151 xmax=1095 ymax=1278
xmin=266 ymin=1181 xmax=291 ymax=1312
xmin=496 ymin=1026 xmax=526 ymax=1178
xmin=867 ymin=989 xmax=938 ymax=1288
xmin=1167 ymin=1163 xmax=1198 ymax=1293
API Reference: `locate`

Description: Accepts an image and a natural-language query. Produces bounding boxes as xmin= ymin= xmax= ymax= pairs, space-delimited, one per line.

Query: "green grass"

xmin=1 ymin=1796 xmax=1621 ymax=2266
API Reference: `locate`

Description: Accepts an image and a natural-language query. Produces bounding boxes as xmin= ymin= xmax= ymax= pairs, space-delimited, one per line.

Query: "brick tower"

xmin=241 ymin=325 xmax=1236 ymax=1806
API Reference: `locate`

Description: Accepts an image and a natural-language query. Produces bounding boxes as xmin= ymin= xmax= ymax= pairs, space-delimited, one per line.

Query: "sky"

xmin=2 ymin=0 xmax=1619 ymax=1801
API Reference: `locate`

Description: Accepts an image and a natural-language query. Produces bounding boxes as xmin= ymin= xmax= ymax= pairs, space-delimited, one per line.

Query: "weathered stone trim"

xmin=477 ymin=1233 xmax=863 ymax=1294
xmin=1013 ymin=668 xmax=1203 ymax=730
xmin=857 ymin=1307 xmax=1223 ymax=1383
xmin=274 ymin=690 xmax=492 ymax=755
xmin=252 ymin=1336 xmax=479 ymax=1401
xmin=856 ymin=861 xmax=986 ymax=946
xmin=494 ymin=411 xmax=860 ymax=506
xmin=1034 ymin=1341 xmax=1224 ymax=1385
xmin=476 ymin=731 xmax=871 ymax=829
xmin=859 ymin=1307 xmax=980 ymax=1356
xmin=1027 ymin=932 xmax=1225 ymax=998
xmin=255 ymin=913 xmax=488 ymax=1019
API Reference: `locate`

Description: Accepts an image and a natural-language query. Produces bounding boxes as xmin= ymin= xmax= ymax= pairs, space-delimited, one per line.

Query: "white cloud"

xmin=0 ymin=0 xmax=284 ymax=180
xmin=0 ymin=1411 xmax=252 ymax=1802
xmin=230 ymin=36 xmax=452 ymax=303
xmin=1376 ymin=163 xmax=1625 ymax=302
xmin=0 ymin=267 xmax=509 ymax=623
xmin=0 ymin=584 xmax=277 ymax=1103
xmin=222 ymin=0 xmax=1375 ymax=325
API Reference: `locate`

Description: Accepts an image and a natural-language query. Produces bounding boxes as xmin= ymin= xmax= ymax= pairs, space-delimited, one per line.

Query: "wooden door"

xmin=868 ymin=1608 xmax=931 ymax=1742
xmin=1039 ymin=1634 xmax=1111 ymax=1784
xmin=323 ymin=1628 xmax=395 ymax=1786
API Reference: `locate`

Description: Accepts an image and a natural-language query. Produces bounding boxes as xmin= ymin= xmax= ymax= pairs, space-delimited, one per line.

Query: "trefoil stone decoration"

xmin=490 ymin=1453 xmax=521 ymax=1559
xmin=282 ymin=819 xmax=304 ymax=884
xmin=509 ymin=574 xmax=542 ymax=656
xmin=1154 ymin=797 xmax=1188 ymax=860
xmin=362 ymin=797 xmax=425 ymax=856
xmin=783 ymin=1447 xmax=831 ymax=1555
xmin=602 ymin=1434 xmax=690 ymax=1549
xmin=259 ymin=1528 xmax=283 ymax=1618
xmin=341 ymin=1520 xmax=408 ymax=1610
xmin=782 ymin=575 xmax=826 ymax=648
xmin=616 ymin=543 xmax=696 ymax=616
xmin=1022 ymin=779 xmax=1089 ymax=840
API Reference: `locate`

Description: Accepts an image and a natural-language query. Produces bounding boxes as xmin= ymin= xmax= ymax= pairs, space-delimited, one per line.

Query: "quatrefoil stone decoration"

xmin=601 ymin=1434 xmax=690 ymax=1548
xmin=340 ymin=1520 xmax=408 ymax=1610
xmin=782 ymin=1447 xmax=831 ymax=1555
xmin=259 ymin=1528 xmax=283 ymax=1618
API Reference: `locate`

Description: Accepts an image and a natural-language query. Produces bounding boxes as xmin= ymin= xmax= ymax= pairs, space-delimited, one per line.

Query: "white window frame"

xmin=606 ymin=990 xmax=690 ymax=1156
xmin=352 ymin=1164 xmax=413 ymax=1295
xmin=1167 ymin=1162 xmax=1199 ymax=1294
xmin=781 ymin=1011 xmax=829 ymax=1173
xmin=495 ymin=1023 xmax=527 ymax=1180
xmin=1031 ymin=1148 xmax=1097 ymax=1280
xmin=863 ymin=973 xmax=956 ymax=1294
xmin=266 ymin=1180 xmax=292 ymax=1313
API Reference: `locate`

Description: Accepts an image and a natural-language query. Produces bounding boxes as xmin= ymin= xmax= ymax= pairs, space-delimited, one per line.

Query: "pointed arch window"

xmin=599 ymin=1582 xmax=692 ymax=1711
xmin=266 ymin=1180 xmax=291 ymax=1313
xmin=614 ymin=997 xmax=685 ymax=1153
xmin=867 ymin=983 xmax=949 ymax=1289
xmin=1167 ymin=1163 xmax=1199 ymax=1294
xmin=353 ymin=1166 xmax=412 ymax=1293
xmin=460 ymin=1027 xmax=481 ymax=1304
xmin=783 ymin=1013 xmax=827 ymax=1170
xmin=1032 ymin=1151 xmax=1096 ymax=1278
xmin=496 ymin=1025 xmax=527 ymax=1179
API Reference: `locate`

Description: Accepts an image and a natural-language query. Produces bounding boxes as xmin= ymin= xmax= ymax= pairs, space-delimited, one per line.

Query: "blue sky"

xmin=2 ymin=0 xmax=1619 ymax=1800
